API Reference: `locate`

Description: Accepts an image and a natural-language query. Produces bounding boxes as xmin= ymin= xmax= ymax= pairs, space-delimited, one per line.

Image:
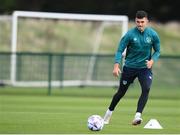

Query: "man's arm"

xmin=151 ymin=32 xmax=161 ymax=62
xmin=113 ymin=63 xmax=121 ymax=77
xmin=113 ymin=33 xmax=129 ymax=77
xmin=146 ymin=31 xmax=160 ymax=69
xmin=114 ymin=34 xmax=129 ymax=64
xmin=146 ymin=59 xmax=154 ymax=69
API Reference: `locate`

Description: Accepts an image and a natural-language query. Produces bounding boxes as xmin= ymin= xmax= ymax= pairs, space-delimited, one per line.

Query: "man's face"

xmin=135 ymin=17 xmax=148 ymax=32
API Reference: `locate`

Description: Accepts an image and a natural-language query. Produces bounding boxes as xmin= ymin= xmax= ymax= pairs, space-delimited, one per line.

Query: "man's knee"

xmin=142 ymin=87 xmax=150 ymax=96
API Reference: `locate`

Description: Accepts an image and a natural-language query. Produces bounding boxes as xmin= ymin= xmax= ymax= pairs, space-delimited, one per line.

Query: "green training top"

xmin=115 ymin=27 xmax=160 ymax=68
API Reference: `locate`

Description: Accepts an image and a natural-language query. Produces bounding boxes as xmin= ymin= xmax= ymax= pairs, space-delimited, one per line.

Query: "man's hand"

xmin=113 ymin=63 xmax=121 ymax=77
xmin=146 ymin=59 xmax=154 ymax=69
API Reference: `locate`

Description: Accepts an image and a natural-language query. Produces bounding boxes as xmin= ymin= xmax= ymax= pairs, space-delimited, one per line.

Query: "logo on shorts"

xmin=149 ymin=76 xmax=152 ymax=79
xmin=123 ymin=80 xmax=127 ymax=85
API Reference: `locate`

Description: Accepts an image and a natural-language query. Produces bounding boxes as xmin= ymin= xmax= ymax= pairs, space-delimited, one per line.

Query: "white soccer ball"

xmin=87 ymin=115 xmax=104 ymax=131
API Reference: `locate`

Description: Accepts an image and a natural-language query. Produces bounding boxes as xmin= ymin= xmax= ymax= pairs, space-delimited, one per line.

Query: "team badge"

xmin=133 ymin=37 xmax=137 ymax=41
xmin=146 ymin=37 xmax=152 ymax=43
xmin=123 ymin=80 xmax=127 ymax=85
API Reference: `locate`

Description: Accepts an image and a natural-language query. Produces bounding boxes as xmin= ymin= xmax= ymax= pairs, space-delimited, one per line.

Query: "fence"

xmin=0 ymin=52 xmax=179 ymax=93
xmin=0 ymin=52 xmax=117 ymax=87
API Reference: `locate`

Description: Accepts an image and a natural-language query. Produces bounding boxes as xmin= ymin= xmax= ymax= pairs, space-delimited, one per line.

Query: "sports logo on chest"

xmin=145 ymin=36 xmax=152 ymax=43
xmin=133 ymin=37 xmax=137 ymax=42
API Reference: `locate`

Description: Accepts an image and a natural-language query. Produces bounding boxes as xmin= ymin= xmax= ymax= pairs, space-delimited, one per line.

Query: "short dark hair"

xmin=136 ymin=10 xmax=148 ymax=19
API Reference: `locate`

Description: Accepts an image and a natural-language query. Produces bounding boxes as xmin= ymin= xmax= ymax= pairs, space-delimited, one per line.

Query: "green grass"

xmin=0 ymin=86 xmax=179 ymax=134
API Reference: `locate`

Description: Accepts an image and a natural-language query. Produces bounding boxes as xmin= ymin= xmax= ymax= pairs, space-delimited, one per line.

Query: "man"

xmin=103 ymin=10 xmax=160 ymax=125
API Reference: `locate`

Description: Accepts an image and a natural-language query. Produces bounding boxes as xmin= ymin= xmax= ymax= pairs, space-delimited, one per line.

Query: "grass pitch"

xmin=0 ymin=86 xmax=179 ymax=134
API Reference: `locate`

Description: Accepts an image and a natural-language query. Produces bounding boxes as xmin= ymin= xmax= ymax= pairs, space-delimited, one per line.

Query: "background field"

xmin=0 ymin=15 xmax=179 ymax=134
xmin=0 ymin=85 xmax=179 ymax=134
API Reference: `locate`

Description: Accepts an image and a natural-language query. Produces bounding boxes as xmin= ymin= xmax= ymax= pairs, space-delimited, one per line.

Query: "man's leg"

xmin=103 ymin=79 xmax=131 ymax=124
xmin=108 ymin=78 xmax=131 ymax=111
xmin=104 ymin=67 xmax=136 ymax=124
xmin=137 ymin=68 xmax=152 ymax=113
xmin=132 ymin=68 xmax=152 ymax=125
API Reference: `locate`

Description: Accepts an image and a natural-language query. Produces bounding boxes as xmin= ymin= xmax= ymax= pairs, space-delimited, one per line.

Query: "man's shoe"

xmin=103 ymin=109 xmax=112 ymax=124
xmin=103 ymin=114 xmax=111 ymax=124
xmin=132 ymin=117 xmax=143 ymax=125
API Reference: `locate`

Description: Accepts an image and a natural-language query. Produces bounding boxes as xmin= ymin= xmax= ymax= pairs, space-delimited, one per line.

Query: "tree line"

xmin=1 ymin=0 xmax=180 ymax=22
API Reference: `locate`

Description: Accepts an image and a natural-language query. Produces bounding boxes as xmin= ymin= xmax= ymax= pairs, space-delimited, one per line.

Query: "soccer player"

xmin=103 ymin=10 xmax=160 ymax=125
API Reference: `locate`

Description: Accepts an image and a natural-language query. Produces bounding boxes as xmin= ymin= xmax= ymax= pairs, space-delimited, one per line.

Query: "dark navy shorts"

xmin=120 ymin=66 xmax=153 ymax=90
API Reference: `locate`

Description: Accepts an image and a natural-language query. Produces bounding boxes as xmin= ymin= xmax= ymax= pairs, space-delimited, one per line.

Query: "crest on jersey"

xmin=133 ymin=37 xmax=137 ymax=41
xmin=146 ymin=37 xmax=152 ymax=43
